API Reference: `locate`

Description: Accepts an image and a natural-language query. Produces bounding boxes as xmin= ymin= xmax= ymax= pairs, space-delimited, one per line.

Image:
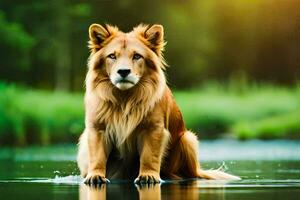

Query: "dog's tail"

xmin=178 ymin=131 xmax=240 ymax=180
xmin=197 ymin=169 xmax=241 ymax=180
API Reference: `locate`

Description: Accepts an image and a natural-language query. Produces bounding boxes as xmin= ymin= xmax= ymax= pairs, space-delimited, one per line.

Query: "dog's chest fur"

xmin=97 ymin=101 xmax=153 ymax=150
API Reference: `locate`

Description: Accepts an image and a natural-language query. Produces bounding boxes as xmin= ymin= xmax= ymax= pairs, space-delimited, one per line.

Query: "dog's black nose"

xmin=117 ymin=69 xmax=131 ymax=78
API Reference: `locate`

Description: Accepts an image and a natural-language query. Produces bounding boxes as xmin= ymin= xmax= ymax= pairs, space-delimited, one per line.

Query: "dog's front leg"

xmin=135 ymin=127 xmax=170 ymax=184
xmin=84 ymin=128 xmax=110 ymax=185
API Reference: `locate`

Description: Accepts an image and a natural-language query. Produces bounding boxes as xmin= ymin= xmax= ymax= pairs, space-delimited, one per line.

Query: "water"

xmin=0 ymin=140 xmax=300 ymax=200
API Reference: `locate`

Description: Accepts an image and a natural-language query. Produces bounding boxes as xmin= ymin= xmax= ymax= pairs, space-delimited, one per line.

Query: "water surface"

xmin=0 ymin=140 xmax=299 ymax=200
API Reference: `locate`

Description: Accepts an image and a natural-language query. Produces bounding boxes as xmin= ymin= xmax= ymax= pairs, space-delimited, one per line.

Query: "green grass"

xmin=232 ymin=111 xmax=300 ymax=139
xmin=0 ymin=81 xmax=300 ymax=146
xmin=0 ymin=83 xmax=84 ymax=146
xmin=174 ymin=82 xmax=300 ymax=139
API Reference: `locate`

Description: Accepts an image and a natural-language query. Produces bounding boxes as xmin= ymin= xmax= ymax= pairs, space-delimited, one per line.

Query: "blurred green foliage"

xmin=1 ymin=82 xmax=300 ymax=146
xmin=0 ymin=0 xmax=299 ymax=90
xmin=233 ymin=111 xmax=300 ymax=139
xmin=0 ymin=0 xmax=300 ymax=144
xmin=176 ymin=82 xmax=300 ymax=139
xmin=0 ymin=10 xmax=35 ymax=70
xmin=0 ymin=83 xmax=84 ymax=146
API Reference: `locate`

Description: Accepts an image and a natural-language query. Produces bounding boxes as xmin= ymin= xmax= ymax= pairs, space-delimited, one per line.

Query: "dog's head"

xmin=87 ymin=24 xmax=166 ymax=91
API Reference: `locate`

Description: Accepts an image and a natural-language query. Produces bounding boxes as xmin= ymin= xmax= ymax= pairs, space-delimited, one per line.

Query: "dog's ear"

xmin=88 ymin=23 xmax=118 ymax=51
xmin=133 ymin=24 xmax=165 ymax=54
xmin=144 ymin=24 xmax=165 ymax=55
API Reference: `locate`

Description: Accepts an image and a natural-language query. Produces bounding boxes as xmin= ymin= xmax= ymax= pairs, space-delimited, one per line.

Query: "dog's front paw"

xmin=84 ymin=172 xmax=110 ymax=185
xmin=134 ymin=172 xmax=161 ymax=184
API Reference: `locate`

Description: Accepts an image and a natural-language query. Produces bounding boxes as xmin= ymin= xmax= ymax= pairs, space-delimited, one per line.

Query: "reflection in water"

xmin=79 ymin=180 xmax=225 ymax=200
xmin=136 ymin=184 xmax=161 ymax=200
xmin=80 ymin=184 xmax=106 ymax=200
xmin=1 ymin=142 xmax=300 ymax=200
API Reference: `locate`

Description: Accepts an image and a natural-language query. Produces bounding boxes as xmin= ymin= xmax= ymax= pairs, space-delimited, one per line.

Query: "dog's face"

xmin=102 ymin=34 xmax=146 ymax=90
xmin=88 ymin=24 xmax=165 ymax=91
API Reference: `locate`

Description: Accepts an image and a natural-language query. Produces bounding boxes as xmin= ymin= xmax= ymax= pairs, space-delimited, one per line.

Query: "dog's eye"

xmin=133 ymin=53 xmax=143 ymax=60
xmin=107 ymin=53 xmax=116 ymax=60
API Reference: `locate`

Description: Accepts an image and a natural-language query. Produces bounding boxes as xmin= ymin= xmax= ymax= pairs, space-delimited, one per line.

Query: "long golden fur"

xmin=77 ymin=23 xmax=240 ymax=184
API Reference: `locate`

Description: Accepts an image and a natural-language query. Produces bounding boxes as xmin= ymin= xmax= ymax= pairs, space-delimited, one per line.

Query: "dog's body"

xmin=77 ymin=24 xmax=239 ymax=184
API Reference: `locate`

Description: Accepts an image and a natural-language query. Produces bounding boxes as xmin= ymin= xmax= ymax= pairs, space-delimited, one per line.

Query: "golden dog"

xmin=77 ymin=23 xmax=240 ymax=184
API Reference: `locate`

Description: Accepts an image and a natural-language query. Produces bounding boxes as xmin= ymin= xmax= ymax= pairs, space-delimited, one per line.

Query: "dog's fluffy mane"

xmin=85 ymin=24 xmax=167 ymax=147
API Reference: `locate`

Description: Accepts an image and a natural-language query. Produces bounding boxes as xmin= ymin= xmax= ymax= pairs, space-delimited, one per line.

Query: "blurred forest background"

xmin=0 ymin=0 xmax=300 ymax=146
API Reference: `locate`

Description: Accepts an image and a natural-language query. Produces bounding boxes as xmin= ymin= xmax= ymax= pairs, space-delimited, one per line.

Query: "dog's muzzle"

xmin=111 ymin=71 xmax=139 ymax=90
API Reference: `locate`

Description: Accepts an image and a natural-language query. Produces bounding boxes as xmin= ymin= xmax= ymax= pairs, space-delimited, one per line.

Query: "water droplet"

xmin=54 ymin=170 xmax=60 ymax=176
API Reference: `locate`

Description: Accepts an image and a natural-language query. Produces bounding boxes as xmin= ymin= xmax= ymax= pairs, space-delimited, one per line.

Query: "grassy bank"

xmin=0 ymin=83 xmax=84 ymax=146
xmin=175 ymin=83 xmax=300 ymax=139
xmin=0 ymin=82 xmax=300 ymax=146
